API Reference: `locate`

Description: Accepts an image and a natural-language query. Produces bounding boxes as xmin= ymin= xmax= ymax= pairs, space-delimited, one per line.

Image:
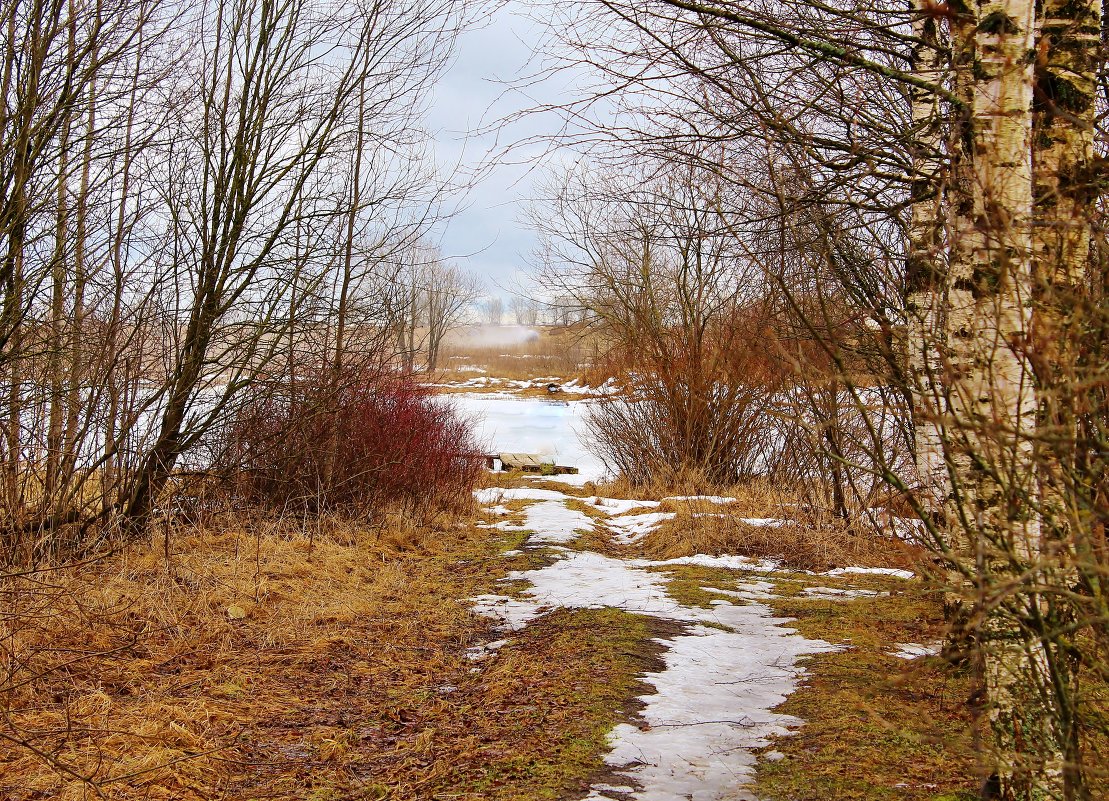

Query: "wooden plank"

xmin=483 ymin=452 xmax=578 ymax=475
xmin=500 ymin=452 xmax=551 ymax=469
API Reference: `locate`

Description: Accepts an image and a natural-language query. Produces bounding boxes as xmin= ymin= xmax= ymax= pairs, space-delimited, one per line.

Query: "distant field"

xmin=435 ymin=325 xmax=599 ymax=383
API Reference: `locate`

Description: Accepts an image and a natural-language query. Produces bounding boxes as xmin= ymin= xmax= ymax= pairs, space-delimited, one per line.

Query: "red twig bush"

xmin=220 ymin=368 xmax=482 ymax=521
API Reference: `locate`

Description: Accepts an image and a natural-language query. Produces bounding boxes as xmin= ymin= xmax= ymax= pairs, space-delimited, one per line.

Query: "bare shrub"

xmin=768 ymin=384 xmax=913 ymax=526
xmin=219 ymin=367 xmax=482 ymax=521
xmin=587 ymin=379 xmax=773 ymax=488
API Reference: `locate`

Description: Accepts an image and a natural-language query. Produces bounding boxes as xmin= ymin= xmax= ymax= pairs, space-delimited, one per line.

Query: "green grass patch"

xmin=648 ymin=563 xmax=749 ymax=608
xmin=436 ymin=607 xmax=662 ymax=800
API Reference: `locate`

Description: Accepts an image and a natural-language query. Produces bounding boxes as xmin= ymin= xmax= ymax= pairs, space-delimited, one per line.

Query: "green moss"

xmin=1054 ymin=0 xmax=1101 ymax=25
xmin=1040 ymin=72 xmax=1094 ymax=114
xmin=652 ymin=564 xmax=748 ymax=608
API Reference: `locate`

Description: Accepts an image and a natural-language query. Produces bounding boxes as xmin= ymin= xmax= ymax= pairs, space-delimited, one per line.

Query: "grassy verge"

xmin=636 ymin=557 xmax=981 ymax=800
xmin=1 ymin=513 xmax=658 ymax=801
xmin=754 ymin=580 xmax=981 ymax=801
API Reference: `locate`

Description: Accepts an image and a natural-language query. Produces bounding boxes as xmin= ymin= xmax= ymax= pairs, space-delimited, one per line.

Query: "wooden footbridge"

xmin=484 ymin=452 xmax=579 ymax=475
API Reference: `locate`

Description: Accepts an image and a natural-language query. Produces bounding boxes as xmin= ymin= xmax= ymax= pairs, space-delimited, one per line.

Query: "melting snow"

xmin=523 ymin=500 xmax=595 ymax=543
xmin=473 ymin=487 xmax=570 ymax=504
xmin=824 ymin=566 xmax=914 ymax=579
xmin=646 ymin=554 xmax=781 ymax=573
xmin=477 ymin=520 xmax=528 ymax=531
xmin=529 ymin=472 xmax=599 ymax=487
xmin=890 ymin=642 xmax=942 ymax=659
xmin=450 ymin=395 xmax=606 ymax=481
xmin=584 ymin=496 xmax=662 ymax=515
xmin=706 ymin=581 xmax=778 ymax=601
xmin=606 ymin=512 xmax=677 ymax=545
xmin=469 ymin=490 xmax=837 ymax=800
xmin=458 ymin=396 xmax=913 ymax=801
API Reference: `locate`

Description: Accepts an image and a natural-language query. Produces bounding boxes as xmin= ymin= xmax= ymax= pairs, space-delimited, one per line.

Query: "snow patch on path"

xmin=584 ymin=496 xmax=662 ymax=515
xmin=606 ymin=512 xmax=677 ymax=545
xmin=645 ymin=554 xmax=782 ymax=573
xmin=706 ymin=581 xmax=778 ymax=601
xmin=593 ymin=603 xmax=833 ymax=801
xmin=474 ymin=487 xmax=570 ymax=504
xmin=470 ymin=489 xmax=837 ymax=800
xmin=523 ymin=500 xmax=595 ymax=544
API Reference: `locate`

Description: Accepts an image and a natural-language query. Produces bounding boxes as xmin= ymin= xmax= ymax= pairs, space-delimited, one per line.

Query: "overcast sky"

xmin=423 ymin=3 xmax=571 ymax=303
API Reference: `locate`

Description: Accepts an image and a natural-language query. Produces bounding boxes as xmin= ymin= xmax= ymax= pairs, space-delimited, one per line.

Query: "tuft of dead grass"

xmin=592 ymin=477 xmax=922 ymax=572
xmin=638 ymin=510 xmax=918 ymax=573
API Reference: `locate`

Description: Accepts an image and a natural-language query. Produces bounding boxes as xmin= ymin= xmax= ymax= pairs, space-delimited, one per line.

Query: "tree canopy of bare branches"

xmin=0 ymin=0 xmax=478 ymax=558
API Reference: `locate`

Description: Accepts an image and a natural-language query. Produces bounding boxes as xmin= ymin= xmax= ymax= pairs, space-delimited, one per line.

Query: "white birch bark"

xmin=947 ymin=0 xmax=1062 ymax=796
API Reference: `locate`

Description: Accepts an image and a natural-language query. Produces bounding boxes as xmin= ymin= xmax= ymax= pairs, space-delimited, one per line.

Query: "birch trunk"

xmin=947 ymin=0 xmax=1062 ymax=795
xmin=1030 ymin=0 xmax=1101 ymax=793
xmin=906 ymin=3 xmax=950 ymax=519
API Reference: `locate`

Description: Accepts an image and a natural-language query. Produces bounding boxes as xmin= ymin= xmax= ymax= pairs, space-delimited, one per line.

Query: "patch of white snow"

xmin=824 ymin=566 xmax=914 ymax=579
xmin=474 ymin=487 xmax=570 ymax=504
xmin=606 ymin=512 xmax=677 ymax=545
xmin=890 ymin=642 xmax=941 ymax=659
xmin=645 ymin=554 xmax=782 ymax=573
xmin=523 ymin=500 xmax=595 ymax=544
xmin=664 ymin=495 xmax=738 ymax=505
xmin=584 ymin=496 xmax=662 ymax=515
xmin=739 ymin=518 xmax=790 ymax=528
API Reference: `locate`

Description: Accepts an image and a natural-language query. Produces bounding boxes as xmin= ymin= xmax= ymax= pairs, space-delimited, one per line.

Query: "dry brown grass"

xmin=640 ymin=512 xmax=918 ymax=572
xmin=592 ymin=474 xmax=790 ymax=509
xmin=435 ymin=327 xmax=598 ymax=383
xmin=586 ymin=477 xmax=922 ymax=573
xmin=0 ymin=506 xmax=655 ymax=800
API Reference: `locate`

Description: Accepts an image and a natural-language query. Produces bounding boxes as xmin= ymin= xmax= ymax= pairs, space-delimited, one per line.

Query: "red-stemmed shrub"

xmin=220 ymin=367 xmax=482 ymax=521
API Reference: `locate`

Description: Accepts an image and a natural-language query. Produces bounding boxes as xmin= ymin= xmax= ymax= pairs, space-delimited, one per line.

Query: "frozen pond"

xmin=447 ymin=394 xmax=606 ymax=483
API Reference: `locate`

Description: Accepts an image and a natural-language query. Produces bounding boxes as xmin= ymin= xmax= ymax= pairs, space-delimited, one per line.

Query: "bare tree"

xmin=510 ymin=295 xmax=540 ymax=326
xmin=535 ymin=156 xmax=777 ymax=487
xmin=482 ymin=295 xmax=505 ymax=326
xmin=0 ymin=0 xmax=476 ymax=786
xmin=0 ymin=0 xmax=472 ymax=555
xmin=425 ymin=257 xmax=482 ymax=371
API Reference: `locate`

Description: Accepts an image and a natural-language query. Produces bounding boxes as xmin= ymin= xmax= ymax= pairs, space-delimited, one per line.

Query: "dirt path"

xmin=467 ymin=485 xmax=915 ymax=801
